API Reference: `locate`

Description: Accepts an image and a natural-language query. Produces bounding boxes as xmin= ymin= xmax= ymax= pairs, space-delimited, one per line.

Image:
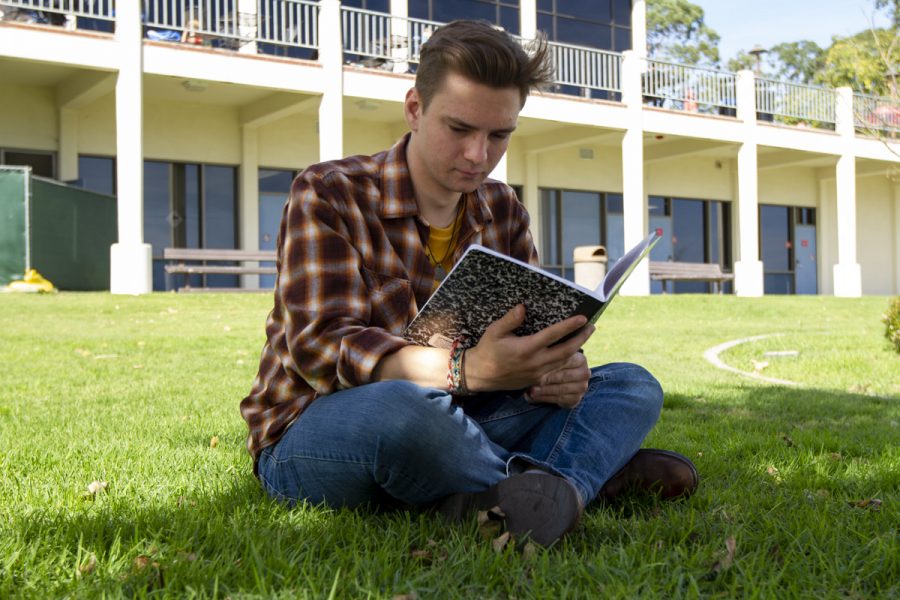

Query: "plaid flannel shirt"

xmin=240 ymin=134 xmax=540 ymax=471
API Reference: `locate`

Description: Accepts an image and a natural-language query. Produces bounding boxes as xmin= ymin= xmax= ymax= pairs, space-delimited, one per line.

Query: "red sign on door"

xmin=801 ymin=239 xmax=808 ymax=248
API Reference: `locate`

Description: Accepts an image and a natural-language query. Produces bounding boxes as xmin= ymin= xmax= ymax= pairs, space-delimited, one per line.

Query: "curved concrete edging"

xmin=703 ymin=333 xmax=799 ymax=386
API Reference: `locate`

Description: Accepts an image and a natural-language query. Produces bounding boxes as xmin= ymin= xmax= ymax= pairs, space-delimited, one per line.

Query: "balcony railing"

xmin=549 ymin=41 xmax=621 ymax=94
xmin=144 ymin=0 xmax=241 ymax=46
xmin=756 ymin=78 xmax=836 ymax=128
xmin=0 ymin=0 xmax=113 ymax=21
xmin=643 ymin=59 xmax=737 ymax=115
xmin=256 ymin=0 xmax=318 ymax=50
xmin=853 ymin=92 xmax=900 ymax=135
xmin=341 ymin=6 xmax=439 ymax=69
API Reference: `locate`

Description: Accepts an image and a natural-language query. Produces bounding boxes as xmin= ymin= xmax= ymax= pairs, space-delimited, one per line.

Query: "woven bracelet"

xmin=447 ymin=338 xmax=473 ymax=395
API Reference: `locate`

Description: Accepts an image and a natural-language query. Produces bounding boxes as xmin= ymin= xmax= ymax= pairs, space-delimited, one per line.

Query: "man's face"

xmin=405 ymin=72 xmax=521 ymax=199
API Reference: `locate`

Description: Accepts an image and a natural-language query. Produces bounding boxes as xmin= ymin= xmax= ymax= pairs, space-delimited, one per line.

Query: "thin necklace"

xmin=426 ymin=200 xmax=463 ymax=282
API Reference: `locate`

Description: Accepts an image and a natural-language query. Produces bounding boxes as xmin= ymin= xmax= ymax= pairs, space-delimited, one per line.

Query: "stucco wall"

xmin=856 ymin=174 xmax=895 ymax=295
xmin=0 ymin=84 xmax=58 ymax=151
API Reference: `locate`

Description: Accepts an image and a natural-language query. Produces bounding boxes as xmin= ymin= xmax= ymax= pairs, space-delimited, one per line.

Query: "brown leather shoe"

xmin=599 ymin=449 xmax=699 ymax=500
xmin=438 ymin=471 xmax=583 ymax=547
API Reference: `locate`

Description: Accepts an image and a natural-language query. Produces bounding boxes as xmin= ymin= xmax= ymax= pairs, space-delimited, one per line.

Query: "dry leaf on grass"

xmin=751 ymin=359 xmax=769 ymax=372
xmin=849 ymin=498 xmax=882 ymax=510
xmin=492 ymin=531 xmax=511 ymax=553
xmin=521 ymin=542 xmax=538 ymax=560
xmin=79 ymin=554 xmax=98 ymax=575
xmin=828 ymin=452 xmax=842 ymax=461
xmin=210 ymin=436 xmax=219 ymax=448
xmin=83 ymin=480 xmax=108 ymax=499
xmin=706 ymin=536 xmax=737 ymax=579
xmin=393 ymin=593 xmax=418 ymax=600
xmin=74 ymin=348 xmax=92 ymax=357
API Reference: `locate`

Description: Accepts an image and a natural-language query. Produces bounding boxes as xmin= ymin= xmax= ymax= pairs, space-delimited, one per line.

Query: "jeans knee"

xmin=591 ymin=362 xmax=663 ymax=421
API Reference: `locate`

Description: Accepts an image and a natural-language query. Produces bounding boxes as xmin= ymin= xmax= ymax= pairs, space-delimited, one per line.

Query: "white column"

xmin=318 ymin=0 xmax=344 ymax=162
xmin=59 ymin=108 xmax=78 ymax=183
xmin=733 ymin=70 xmax=764 ymax=297
xmin=619 ymin=50 xmax=649 ymax=296
xmin=237 ymin=0 xmax=258 ymax=55
xmin=520 ymin=0 xmax=537 ymax=40
xmin=110 ymin=0 xmax=152 ymax=295
xmin=524 ymin=152 xmax=540 ymax=255
xmin=832 ymin=87 xmax=862 ymax=297
xmin=893 ymin=183 xmax=900 ymax=294
xmin=240 ymin=125 xmax=260 ymax=289
xmin=817 ymin=177 xmax=835 ymax=295
xmin=631 ymin=0 xmax=646 ymax=59
xmin=390 ymin=0 xmax=409 ymax=73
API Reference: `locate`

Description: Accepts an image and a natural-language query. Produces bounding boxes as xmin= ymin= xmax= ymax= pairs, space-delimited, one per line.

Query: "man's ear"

xmin=404 ymin=87 xmax=422 ymax=132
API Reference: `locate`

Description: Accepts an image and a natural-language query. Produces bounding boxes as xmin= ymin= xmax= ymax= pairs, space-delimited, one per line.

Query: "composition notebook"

xmin=404 ymin=231 xmax=660 ymax=349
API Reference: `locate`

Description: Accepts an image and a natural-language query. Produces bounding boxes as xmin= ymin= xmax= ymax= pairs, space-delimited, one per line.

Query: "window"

xmin=649 ymin=196 xmax=733 ymax=294
xmin=539 ymin=188 xmax=624 ymax=280
xmin=0 ymin=149 xmax=55 ymax=179
xmin=537 ymin=0 xmax=631 ymax=51
xmin=759 ymin=205 xmax=817 ymax=295
xmin=410 ymin=0 xmax=520 ymax=35
xmin=144 ymin=161 xmax=239 ymax=291
xmin=73 ymin=156 xmax=116 ymax=195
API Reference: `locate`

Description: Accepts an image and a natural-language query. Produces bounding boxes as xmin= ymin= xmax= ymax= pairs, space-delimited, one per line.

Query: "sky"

xmin=690 ymin=0 xmax=892 ymax=63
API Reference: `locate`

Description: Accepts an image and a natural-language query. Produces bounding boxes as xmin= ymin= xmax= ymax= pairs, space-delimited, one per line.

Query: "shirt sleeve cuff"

xmin=336 ymin=328 xmax=412 ymax=389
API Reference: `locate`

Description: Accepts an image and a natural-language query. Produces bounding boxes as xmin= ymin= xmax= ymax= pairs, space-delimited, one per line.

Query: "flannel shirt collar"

xmin=380 ymin=133 xmax=494 ymax=228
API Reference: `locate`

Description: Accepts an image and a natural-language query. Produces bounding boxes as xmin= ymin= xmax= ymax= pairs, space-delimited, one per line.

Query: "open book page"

xmin=598 ymin=231 xmax=661 ymax=300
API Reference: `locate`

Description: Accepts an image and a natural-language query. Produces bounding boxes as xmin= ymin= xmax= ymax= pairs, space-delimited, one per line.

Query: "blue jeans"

xmin=257 ymin=363 xmax=663 ymax=508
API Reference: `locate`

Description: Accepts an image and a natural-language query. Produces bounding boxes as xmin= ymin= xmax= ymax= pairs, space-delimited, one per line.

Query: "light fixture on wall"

xmin=578 ymin=148 xmax=594 ymax=159
xmin=354 ymin=99 xmax=380 ymax=111
xmin=182 ymin=79 xmax=208 ymax=93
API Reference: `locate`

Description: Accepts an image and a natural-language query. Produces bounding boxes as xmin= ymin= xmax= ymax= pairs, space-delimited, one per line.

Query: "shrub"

xmin=883 ymin=297 xmax=900 ymax=354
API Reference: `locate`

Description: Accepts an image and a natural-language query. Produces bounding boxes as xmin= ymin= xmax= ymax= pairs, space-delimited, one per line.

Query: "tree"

xmin=816 ymin=28 xmax=898 ymax=96
xmin=647 ymin=0 xmax=721 ymax=66
xmin=726 ymin=41 xmax=825 ymax=83
xmin=875 ymin=0 xmax=900 ymax=28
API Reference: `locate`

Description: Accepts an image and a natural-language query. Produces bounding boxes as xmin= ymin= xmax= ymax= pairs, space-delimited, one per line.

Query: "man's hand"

xmin=527 ymin=351 xmax=591 ymax=408
xmin=465 ymin=304 xmax=594 ymax=393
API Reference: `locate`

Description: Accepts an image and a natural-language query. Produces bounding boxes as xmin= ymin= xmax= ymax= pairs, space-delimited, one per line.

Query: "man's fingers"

xmin=527 ymin=314 xmax=589 ymax=349
xmin=485 ymin=304 xmax=526 ymax=338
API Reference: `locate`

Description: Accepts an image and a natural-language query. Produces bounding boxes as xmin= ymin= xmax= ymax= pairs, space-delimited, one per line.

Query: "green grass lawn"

xmin=0 ymin=293 xmax=897 ymax=598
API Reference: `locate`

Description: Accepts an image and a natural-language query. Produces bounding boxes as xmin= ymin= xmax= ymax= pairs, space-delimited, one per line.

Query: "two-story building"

xmin=1 ymin=0 xmax=898 ymax=296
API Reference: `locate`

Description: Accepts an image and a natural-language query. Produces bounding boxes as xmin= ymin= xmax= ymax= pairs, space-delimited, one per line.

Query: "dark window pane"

xmin=648 ymin=196 xmax=667 ymax=215
xmin=500 ymin=6 xmax=519 ymax=34
xmin=203 ymin=165 xmax=236 ymax=250
xmin=368 ymin=0 xmax=389 ymax=12
xmin=556 ymin=17 xmax=611 ymax=49
xmin=540 ymin=189 xmax=559 ymax=266
xmin=557 ymin=0 xmax=610 ymax=21
xmin=76 ymin=156 xmax=115 ymax=195
xmin=259 ymin=169 xmax=294 ymax=193
xmin=561 ymin=190 xmax=601 ymax=277
xmin=4 ymin=151 xmax=54 ymax=178
xmin=708 ymin=201 xmax=720 ymax=264
xmin=760 ymin=205 xmax=790 ymax=271
xmin=614 ymin=26 xmax=631 ymax=51
xmin=606 ymin=193 xmax=623 ymax=213
xmin=185 ymin=164 xmax=201 ymax=249
xmin=342 ymin=0 xmax=363 ymax=6
xmin=537 ymin=12 xmax=554 ymax=37
xmin=764 ymin=273 xmax=793 ymax=295
xmin=143 ymin=161 xmax=171 ymax=259
xmin=537 ymin=0 xmax=553 ymax=12
xmin=672 ymin=198 xmax=704 ymax=262
xmin=613 ymin=0 xmax=631 ymax=24
xmin=434 ymin=0 xmax=496 ymax=24
xmin=409 ymin=0 xmax=429 ymax=19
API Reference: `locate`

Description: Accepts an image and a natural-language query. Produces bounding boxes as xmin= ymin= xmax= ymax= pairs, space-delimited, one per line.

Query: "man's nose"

xmin=463 ymin=134 xmax=488 ymax=164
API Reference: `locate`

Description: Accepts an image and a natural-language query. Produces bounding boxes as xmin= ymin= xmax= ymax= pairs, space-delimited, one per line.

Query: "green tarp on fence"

xmin=0 ymin=169 xmax=27 ymax=286
xmin=0 ymin=166 xmax=117 ymax=290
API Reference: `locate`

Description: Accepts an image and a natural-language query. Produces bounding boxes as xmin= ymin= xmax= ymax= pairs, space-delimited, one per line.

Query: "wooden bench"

xmin=649 ymin=261 xmax=734 ymax=294
xmin=163 ymin=248 xmax=276 ymax=291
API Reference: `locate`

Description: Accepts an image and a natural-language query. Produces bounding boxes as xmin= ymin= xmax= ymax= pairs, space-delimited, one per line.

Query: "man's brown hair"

xmin=415 ymin=20 xmax=554 ymax=109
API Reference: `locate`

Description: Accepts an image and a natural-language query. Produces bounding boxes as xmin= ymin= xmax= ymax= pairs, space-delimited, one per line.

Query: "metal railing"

xmin=341 ymin=6 xmax=439 ymax=68
xmin=0 ymin=0 xmax=113 ymax=20
xmin=853 ymin=92 xmax=900 ymax=135
xmin=257 ymin=0 xmax=318 ymax=50
xmin=755 ymin=78 xmax=836 ymax=127
xmin=549 ymin=41 xmax=621 ymax=93
xmin=643 ymin=59 xmax=737 ymax=115
xmin=143 ymin=0 xmax=241 ymax=45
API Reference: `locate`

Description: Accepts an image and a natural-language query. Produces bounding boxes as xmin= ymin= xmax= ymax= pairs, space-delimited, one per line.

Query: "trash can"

xmin=573 ymin=245 xmax=607 ymax=290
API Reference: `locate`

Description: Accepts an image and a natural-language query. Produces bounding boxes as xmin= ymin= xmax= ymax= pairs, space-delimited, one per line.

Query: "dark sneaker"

xmin=598 ymin=449 xmax=699 ymax=500
xmin=438 ymin=471 xmax=583 ymax=547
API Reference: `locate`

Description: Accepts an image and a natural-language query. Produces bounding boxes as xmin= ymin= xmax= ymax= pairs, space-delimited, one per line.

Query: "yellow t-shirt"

xmin=427 ymin=209 xmax=465 ymax=291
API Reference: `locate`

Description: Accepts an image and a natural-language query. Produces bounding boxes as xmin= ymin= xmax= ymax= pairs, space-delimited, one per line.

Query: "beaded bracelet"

xmin=447 ymin=338 xmax=474 ymax=395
